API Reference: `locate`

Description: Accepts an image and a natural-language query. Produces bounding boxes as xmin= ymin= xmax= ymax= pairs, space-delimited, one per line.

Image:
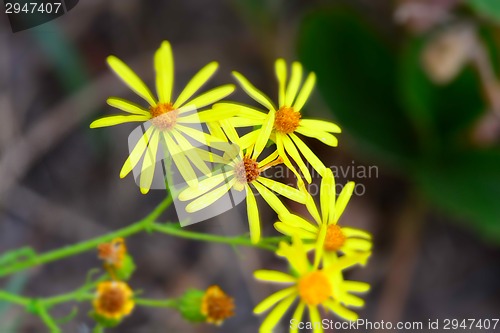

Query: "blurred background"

xmin=1 ymin=0 xmax=500 ymax=332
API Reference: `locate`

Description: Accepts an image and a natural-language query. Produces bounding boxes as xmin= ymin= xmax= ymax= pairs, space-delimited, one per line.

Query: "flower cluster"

xmin=91 ymin=40 xmax=372 ymax=332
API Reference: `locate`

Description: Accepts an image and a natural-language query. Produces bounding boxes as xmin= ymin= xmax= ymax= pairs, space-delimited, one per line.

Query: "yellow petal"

xmin=278 ymin=213 xmax=318 ymax=233
xmin=342 ymin=227 xmax=372 ymax=239
xmin=173 ymin=62 xmax=218 ymax=108
xmin=259 ymin=295 xmax=296 ymax=332
xmin=252 ymin=181 xmax=289 ymax=217
xmin=178 ymin=172 xmax=228 ymax=201
xmin=246 ymin=185 xmax=261 ymax=244
xmin=285 ymin=62 xmax=303 ymax=107
xmin=175 ymin=124 xmax=224 ymax=145
xmin=276 ymin=133 xmax=303 ymax=181
xmin=240 ymin=130 xmax=261 ymax=150
xmin=253 ymin=287 xmax=296 ymax=314
xmin=334 ymin=181 xmax=355 ymax=223
xmin=107 ymin=97 xmax=150 ymax=116
xmin=320 ymin=169 xmax=335 ymax=224
xmin=177 ymin=84 xmax=235 ymax=111
xmin=154 ymin=41 xmax=174 ymax=103
xmin=289 ymin=133 xmax=327 ymax=177
xmin=274 ymin=222 xmax=316 ymax=239
xmin=343 ymin=238 xmax=372 ymax=252
xmin=257 ymin=150 xmax=279 ymax=168
xmin=206 ymin=121 xmax=227 ymax=142
xmin=232 ymin=71 xmax=275 ymax=111
xmin=342 ymin=294 xmax=365 ymax=308
xmin=277 ymin=238 xmax=309 ymax=276
xmin=252 ymin=109 xmax=275 ymax=159
xmin=227 ymin=117 xmax=265 ymax=127
xmin=281 ymin=134 xmax=311 ymax=183
xmin=178 ymin=105 xmax=239 ymax=124
xmin=162 ymin=131 xmax=198 ymax=187
xmin=213 ymin=102 xmax=267 ymax=120
xmin=323 ymin=300 xmax=358 ymax=322
xmin=257 ymin=177 xmax=305 ymax=203
xmin=90 ymin=115 xmax=149 ymax=128
xmin=120 ymin=126 xmax=155 ymax=178
xmin=185 ymin=178 xmax=235 ymax=212
xmin=290 ymin=302 xmax=306 ymax=333
xmin=313 ymin=224 xmax=327 ymax=269
xmin=254 ymin=270 xmax=296 ymax=283
xmin=293 ymin=72 xmax=316 ymax=111
xmin=139 ymin=130 xmax=160 ymax=194
xmin=299 ymin=119 xmax=341 ymax=133
xmin=170 ymin=129 xmax=212 ymax=175
xmin=275 ymin=58 xmax=287 ymax=107
xmin=219 ymin=119 xmax=241 ymax=147
xmin=308 ymin=305 xmax=324 ymax=333
xmin=107 ymin=55 xmax=156 ymax=106
xmin=295 ymin=127 xmax=338 ymax=146
xmin=344 ymin=281 xmax=370 ymax=293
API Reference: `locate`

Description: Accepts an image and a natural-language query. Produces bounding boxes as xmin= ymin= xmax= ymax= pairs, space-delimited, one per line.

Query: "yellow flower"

xmin=93 ymin=281 xmax=134 ymax=321
xmin=275 ymin=169 xmax=372 ymax=264
xmin=201 ymin=285 xmax=235 ymax=325
xmin=98 ymin=238 xmax=127 ymax=269
xmin=254 ymin=238 xmax=370 ymax=333
xmin=178 ymin=127 xmax=305 ymax=244
xmin=220 ymin=59 xmax=341 ymax=183
xmin=90 ymin=41 xmax=236 ymax=193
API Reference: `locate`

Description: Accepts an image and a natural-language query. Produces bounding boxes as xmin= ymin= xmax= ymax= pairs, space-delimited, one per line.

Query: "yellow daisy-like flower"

xmin=93 ymin=281 xmax=135 ymax=321
xmin=178 ymin=127 xmax=305 ymax=244
xmin=254 ymin=237 xmax=370 ymax=333
xmin=201 ymin=285 xmax=235 ymax=326
xmin=220 ymin=59 xmax=341 ymax=183
xmin=90 ymin=41 xmax=236 ymax=193
xmin=275 ymin=169 xmax=372 ymax=263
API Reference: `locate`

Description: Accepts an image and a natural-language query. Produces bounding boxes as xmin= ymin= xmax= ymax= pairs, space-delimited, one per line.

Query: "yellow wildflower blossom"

xmin=201 ymin=285 xmax=235 ymax=325
xmin=254 ymin=237 xmax=370 ymax=333
xmin=93 ymin=281 xmax=134 ymax=321
xmin=90 ymin=41 xmax=237 ymax=193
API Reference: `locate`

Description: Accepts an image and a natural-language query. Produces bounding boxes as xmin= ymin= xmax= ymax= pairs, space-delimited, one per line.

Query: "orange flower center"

xmin=324 ymin=225 xmax=346 ymax=252
xmin=201 ymin=286 xmax=235 ymax=325
xmin=274 ymin=106 xmax=301 ymax=134
xmin=150 ymin=102 xmax=178 ymax=130
xmin=298 ymin=271 xmax=332 ymax=306
xmin=97 ymin=285 xmax=127 ymax=314
xmin=234 ymin=156 xmax=260 ymax=183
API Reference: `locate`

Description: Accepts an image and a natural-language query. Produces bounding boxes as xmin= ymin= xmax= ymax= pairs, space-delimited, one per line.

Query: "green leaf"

xmin=416 ymin=148 xmax=500 ymax=242
xmin=298 ymin=7 xmax=418 ymax=166
xmin=467 ymin=0 xmax=500 ymax=24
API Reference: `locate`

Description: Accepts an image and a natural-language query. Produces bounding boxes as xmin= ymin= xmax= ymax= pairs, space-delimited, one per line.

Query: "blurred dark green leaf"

xmin=298 ymin=8 xmax=418 ymax=166
xmin=467 ymin=0 xmax=500 ymax=24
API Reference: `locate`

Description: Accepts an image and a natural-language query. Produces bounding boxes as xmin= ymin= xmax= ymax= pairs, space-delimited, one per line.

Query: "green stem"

xmin=0 ymin=290 xmax=29 ymax=306
xmin=93 ymin=324 xmax=105 ymax=333
xmin=37 ymin=304 xmax=61 ymax=333
xmin=151 ymin=223 xmax=278 ymax=251
xmin=135 ymin=297 xmax=178 ymax=308
xmin=0 ymin=196 xmax=173 ymax=278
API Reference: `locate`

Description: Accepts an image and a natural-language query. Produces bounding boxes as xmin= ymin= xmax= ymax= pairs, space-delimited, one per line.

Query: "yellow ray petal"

xmin=298 ymin=181 xmax=322 ymax=225
xmin=175 ymin=124 xmax=224 ymax=145
xmin=254 ymin=270 xmax=296 ymax=284
xmin=281 ymin=134 xmax=311 ymax=183
xmin=252 ymin=181 xmax=289 ymax=217
xmin=139 ymin=130 xmax=160 ymax=194
xmin=253 ymin=287 xmax=296 ymax=315
xmin=107 ymin=97 xmax=151 ymax=116
xmin=257 ymin=150 xmax=279 ymax=168
xmin=343 ymin=238 xmax=372 ymax=252
xmin=120 ymin=126 xmax=155 ymax=178
xmin=219 ymin=119 xmax=241 ymax=147
xmin=275 ymin=58 xmax=287 ymax=107
xmin=277 ymin=238 xmax=309 ymax=276
xmin=240 ymin=130 xmax=261 ymax=150
xmin=344 ymin=281 xmax=370 ymax=293
xmin=285 ymin=62 xmax=303 ymax=107
xmin=178 ymin=106 xmax=239 ymax=124
xmin=342 ymin=227 xmax=372 ymax=239
xmin=320 ymin=169 xmax=335 ymax=224
xmin=299 ymin=119 xmax=341 ymax=133
xmin=334 ymin=181 xmax=355 ymax=223
xmin=154 ymin=41 xmax=174 ymax=103
xmin=259 ymin=295 xmax=296 ymax=332
xmin=90 ymin=115 xmax=149 ymax=128
xmin=185 ymin=178 xmax=235 ymax=213
xmin=178 ymin=172 xmax=228 ymax=201
xmin=278 ymin=213 xmax=318 ymax=233
xmin=293 ymin=72 xmax=316 ymax=111
xmin=163 ymin=131 xmax=198 ymax=187
xmin=107 ymin=56 xmax=156 ymax=106
xmin=313 ymin=224 xmax=327 ymax=269
xmin=342 ymin=294 xmax=365 ymax=308
xmin=177 ymin=84 xmax=235 ymax=111
xmin=290 ymin=302 xmax=306 ymax=333
xmin=274 ymin=222 xmax=316 ymax=239
xmin=170 ymin=129 xmax=212 ymax=175
xmin=256 ymin=177 xmax=305 ymax=203
xmin=227 ymin=117 xmax=265 ymax=127
xmin=276 ymin=133 xmax=303 ymax=181
xmin=289 ymin=133 xmax=327 ymax=177
xmin=246 ymin=185 xmax=261 ymax=244
xmin=206 ymin=121 xmax=227 ymax=142
xmin=323 ymin=300 xmax=358 ymax=322
xmin=213 ymin=102 xmax=267 ymax=120
xmin=232 ymin=71 xmax=275 ymax=111
xmin=295 ymin=127 xmax=338 ymax=147
xmin=252 ymin=109 xmax=275 ymax=159
xmin=308 ymin=305 xmax=324 ymax=333
xmin=173 ymin=61 xmax=218 ymax=108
